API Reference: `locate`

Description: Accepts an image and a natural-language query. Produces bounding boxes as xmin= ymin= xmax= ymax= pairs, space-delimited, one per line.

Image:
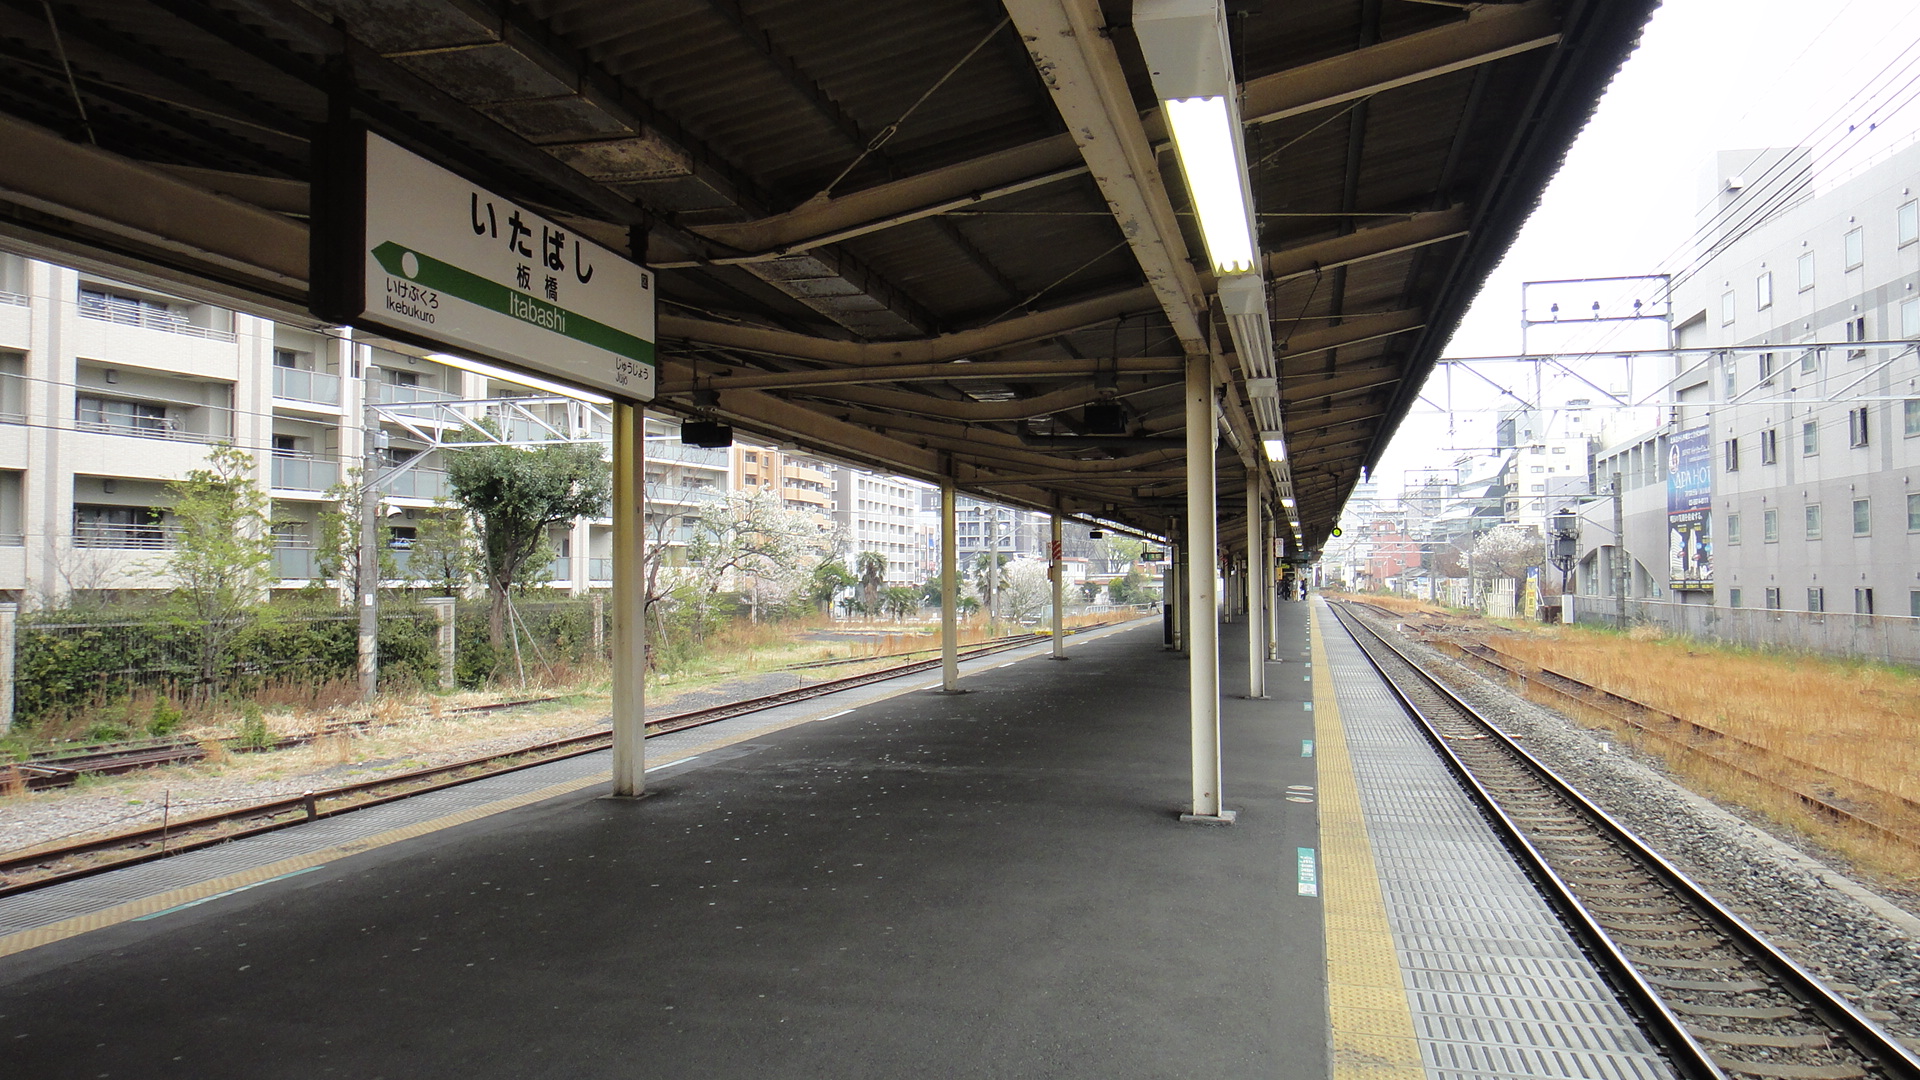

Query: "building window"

xmin=1724 ymin=363 xmax=1737 ymax=399
xmin=1846 ymin=315 xmax=1868 ymax=358
xmin=1855 ymin=588 xmax=1874 ymax=615
xmin=1853 ymin=498 xmax=1871 ymax=536
xmin=272 ymin=348 xmax=301 ymax=369
xmin=1912 ymin=590 xmax=1920 ymax=618
xmin=1903 ymin=297 xmax=1920 ymax=338
xmin=1797 ymin=250 xmax=1815 ymax=291
xmin=1755 ymin=271 xmax=1772 ymax=310
xmin=1763 ymin=508 xmax=1779 ymax=542
xmin=1908 ymin=399 xmax=1920 ymax=436
xmin=76 ymin=396 xmax=170 ymax=437
xmin=1807 ymin=587 xmax=1825 ymax=613
xmin=1758 ymin=352 xmax=1776 ymax=382
xmin=1765 ymin=587 xmax=1781 ymax=610
xmin=1848 ymin=405 xmax=1869 ymax=447
xmin=1724 ymin=438 xmax=1740 ymax=472
xmin=1805 ymin=503 xmax=1822 ymax=539
xmin=1802 ymin=419 xmax=1818 ymax=456
xmin=1844 ymin=227 xmax=1864 ymax=270
xmin=1726 ymin=512 xmax=1741 ymax=544
xmin=1721 ymin=289 xmax=1736 ymax=325
xmin=1908 ymin=492 xmax=1920 ymax=532
xmin=1551 ymin=445 xmax=1567 ymax=454
xmin=1759 ymin=428 xmax=1778 ymax=465
xmin=1728 ymin=587 xmax=1742 ymax=608
xmin=1800 ymin=348 xmax=1819 ymax=375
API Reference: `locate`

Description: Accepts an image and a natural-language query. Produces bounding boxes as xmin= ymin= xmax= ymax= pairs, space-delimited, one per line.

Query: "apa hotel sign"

xmin=312 ymin=129 xmax=655 ymax=402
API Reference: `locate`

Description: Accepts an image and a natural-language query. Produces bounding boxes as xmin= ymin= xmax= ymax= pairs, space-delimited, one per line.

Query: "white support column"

xmin=1050 ymin=512 xmax=1066 ymax=660
xmin=940 ymin=478 xmax=960 ymax=691
xmin=610 ymin=402 xmax=648 ymax=797
xmin=1246 ymin=470 xmax=1266 ymax=699
xmin=1182 ymin=355 xmax=1229 ymax=823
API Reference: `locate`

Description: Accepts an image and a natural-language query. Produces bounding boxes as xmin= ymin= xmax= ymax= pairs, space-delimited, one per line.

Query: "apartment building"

xmin=0 ymin=253 xmax=644 ymax=608
xmin=833 ymin=470 xmax=928 ymax=587
xmin=1576 ymin=142 xmax=1920 ymax=618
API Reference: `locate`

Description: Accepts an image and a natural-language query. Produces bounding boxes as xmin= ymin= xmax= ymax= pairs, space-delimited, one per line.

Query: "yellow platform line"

xmin=1312 ymin=604 xmax=1424 ymax=1079
xmin=0 ymin=624 xmax=1152 ymax=961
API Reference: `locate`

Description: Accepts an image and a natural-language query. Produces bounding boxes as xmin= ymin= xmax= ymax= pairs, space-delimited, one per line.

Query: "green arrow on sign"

xmin=371 ymin=242 xmax=655 ymax=366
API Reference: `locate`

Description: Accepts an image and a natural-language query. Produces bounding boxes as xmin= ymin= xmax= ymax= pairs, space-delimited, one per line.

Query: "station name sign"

xmin=312 ymin=129 xmax=655 ymax=402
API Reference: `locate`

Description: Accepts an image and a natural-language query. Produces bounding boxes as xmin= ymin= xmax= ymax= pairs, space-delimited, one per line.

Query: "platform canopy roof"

xmin=0 ymin=0 xmax=1656 ymax=551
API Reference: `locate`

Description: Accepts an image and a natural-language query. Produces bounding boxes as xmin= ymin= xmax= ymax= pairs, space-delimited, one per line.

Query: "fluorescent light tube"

xmin=426 ymin=352 xmax=612 ymax=404
xmin=1164 ymin=95 xmax=1256 ymax=275
xmin=1261 ymin=435 xmax=1287 ymax=463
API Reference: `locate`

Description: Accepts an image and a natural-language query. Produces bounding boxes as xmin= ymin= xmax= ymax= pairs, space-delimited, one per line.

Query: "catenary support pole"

xmin=1182 ymin=355 xmax=1228 ymax=823
xmin=610 ymin=402 xmax=647 ymax=797
xmin=1246 ymin=470 xmax=1265 ymax=698
xmin=357 ymin=362 xmax=381 ymax=703
xmin=0 ymin=601 xmax=15 ymax=735
xmin=1050 ymin=512 xmax=1066 ymax=659
xmin=941 ymin=478 xmax=960 ymax=691
xmin=425 ymin=597 xmax=456 ymax=689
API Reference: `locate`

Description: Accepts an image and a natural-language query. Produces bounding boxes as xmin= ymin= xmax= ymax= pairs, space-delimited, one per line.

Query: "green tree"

xmin=409 ymin=503 xmax=479 ymax=597
xmin=809 ymin=559 xmax=855 ymax=612
xmin=313 ymin=467 xmax=395 ymax=599
xmin=880 ymin=585 xmax=919 ymax=619
xmin=446 ymin=442 xmax=611 ymax=654
xmin=856 ymin=550 xmax=887 ymax=615
xmin=161 ymin=442 xmax=275 ymax=696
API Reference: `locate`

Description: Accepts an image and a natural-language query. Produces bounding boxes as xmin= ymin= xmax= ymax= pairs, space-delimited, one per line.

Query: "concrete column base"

xmin=929 ymin=687 xmax=972 ymax=696
xmin=1179 ymin=809 xmax=1238 ymax=825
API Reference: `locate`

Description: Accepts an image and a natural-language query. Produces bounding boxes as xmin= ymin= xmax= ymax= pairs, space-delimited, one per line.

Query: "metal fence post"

xmin=425 ymin=598 xmax=456 ymax=689
xmin=0 ymin=602 xmax=15 ymax=735
xmin=590 ymin=593 xmax=605 ymax=658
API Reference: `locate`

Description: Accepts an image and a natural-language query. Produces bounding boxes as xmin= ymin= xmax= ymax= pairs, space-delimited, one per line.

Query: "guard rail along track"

xmin=1328 ymin=600 xmax=1920 ymax=1080
xmin=0 ymin=624 xmax=1108 ymax=898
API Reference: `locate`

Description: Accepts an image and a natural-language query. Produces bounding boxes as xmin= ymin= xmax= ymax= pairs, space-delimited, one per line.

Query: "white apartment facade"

xmin=0 ymin=253 xmax=652 ymax=608
xmin=1577 ymin=143 xmax=1920 ymax=619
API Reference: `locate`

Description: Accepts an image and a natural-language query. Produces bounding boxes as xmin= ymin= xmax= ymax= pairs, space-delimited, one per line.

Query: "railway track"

xmin=1328 ymin=601 xmax=1920 ymax=1080
xmin=5 ymin=628 xmax=1077 ymax=792
xmin=0 ymin=622 xmax=1113 ymax=897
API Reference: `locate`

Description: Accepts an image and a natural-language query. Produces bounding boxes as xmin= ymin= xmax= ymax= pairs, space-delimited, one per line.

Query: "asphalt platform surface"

xmin=0 ymin=613 xmax=1322 ymax=1079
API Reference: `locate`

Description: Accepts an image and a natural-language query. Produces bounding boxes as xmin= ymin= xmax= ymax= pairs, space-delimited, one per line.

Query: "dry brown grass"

xmin=1490 ymin=624 xmax=1920 ymax=883
xmin=1328 ymin=592 xmax=1443 ymax=616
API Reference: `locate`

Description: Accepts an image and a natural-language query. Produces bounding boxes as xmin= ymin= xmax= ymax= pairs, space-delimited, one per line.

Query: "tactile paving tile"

xmin=1319 ymin=612 xmax=1674 ymax=1080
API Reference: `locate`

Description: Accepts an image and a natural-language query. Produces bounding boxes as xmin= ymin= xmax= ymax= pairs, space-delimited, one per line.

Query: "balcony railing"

xmin=588 ymin=557 xmax=612 ymax=581
xmin=548 ymin=557 xmax=570 ymax=581
xmin=272 ymin=366 xmax=342 ymax=406
xmin=75 ymin=411 xmax=232 ymax=444
xmin=646 ymin=441 xmax=730 ymax=468
xmin=0 ymin=291 xmax=25 ymax=308
xmin=382 ymin=467 xmax=450 ymax=500
xmin=75 ymin=522 xmax=179 ymax=549
xmin=372 ymin=381 xmax=458 ymax=405
xmin=76 ymin=292 xmax=236 ymax=342
xmin=646 ymin=482 xmax=723 ymax=507
xmin=273 ymin=545 xmax=321 ymax=580
xmin=271 ymin=454 xmax=341 ymax=492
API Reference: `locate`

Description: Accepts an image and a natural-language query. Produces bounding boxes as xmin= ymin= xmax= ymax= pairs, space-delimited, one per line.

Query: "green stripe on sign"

xmin=1297 ymin=847 xmax=1318 ymax=896
xmin=1301 ymin=739 xmax=1314 ymax=758
xmin=371 ymin=242 xmax=655 ymax=366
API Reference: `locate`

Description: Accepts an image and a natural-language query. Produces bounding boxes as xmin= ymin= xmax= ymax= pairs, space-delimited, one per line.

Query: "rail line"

xmin=1329 ymin=600 xmax=1920 ymax=1080
xmin=0 ymin=623 xmax=1114 ymax=897
xmin=6 ymin=628 xmax=1079 ymax=791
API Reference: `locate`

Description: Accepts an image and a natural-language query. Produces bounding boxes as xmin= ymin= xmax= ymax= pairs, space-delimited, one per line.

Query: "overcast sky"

xmin=1362 ymin=0 xmax=1920 ymax=503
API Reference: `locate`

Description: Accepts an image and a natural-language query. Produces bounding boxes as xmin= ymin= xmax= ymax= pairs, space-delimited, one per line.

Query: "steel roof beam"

xmin=658 ymin=355 xmax=1182 ymax=394
xmin=1001 ymin=0 xmax=1207 ymax=355
xmin=1265 ymin=207 xmax=1469 ymax=283
xmin=1275 ymin=308 xmax=1425 ymax=362
xmin=1241 ymin=0 xmax=1561 ymax=125
xmin=686 ymin=4 xmax=1554 ymax=260
xmin=658 ymin=285 xmax=1156 ymax=365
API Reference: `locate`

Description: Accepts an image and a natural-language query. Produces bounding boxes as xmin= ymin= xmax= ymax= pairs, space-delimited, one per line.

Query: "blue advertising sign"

xmin=1667 ymin=427 xmax=1712 ymax=590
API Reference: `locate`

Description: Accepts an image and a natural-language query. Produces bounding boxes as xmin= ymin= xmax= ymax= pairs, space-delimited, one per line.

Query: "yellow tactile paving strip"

xmin=0 ymin=621 xmax=1147 ymax=961
xmin=1311 ymin=604 xmax=1425 ymax=1080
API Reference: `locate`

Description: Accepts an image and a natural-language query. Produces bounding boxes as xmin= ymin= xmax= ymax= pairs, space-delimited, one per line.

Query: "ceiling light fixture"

xmin=1135 ymin=0 xmax=1257 ymax=277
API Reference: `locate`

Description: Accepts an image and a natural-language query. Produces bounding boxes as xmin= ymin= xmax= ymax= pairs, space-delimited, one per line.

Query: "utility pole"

xmin=1610 ymin=470 xmax=1628 ymax=628
xmin=358 ymin=362 xmax=382 ymax=702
